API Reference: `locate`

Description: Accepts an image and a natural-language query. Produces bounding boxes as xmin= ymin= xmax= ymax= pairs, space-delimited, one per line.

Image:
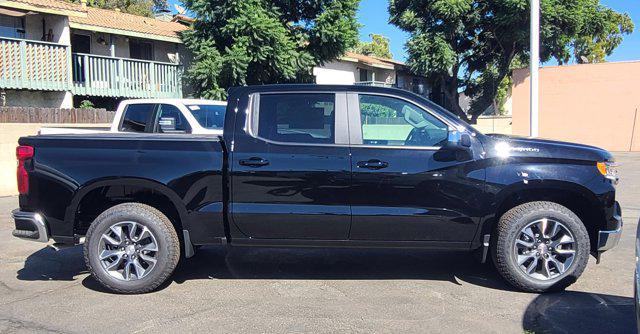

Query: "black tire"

xmin=493 ymin=201 xmax=590 ymax=293
xmin=83 ymin=203 xmax=180 ymax=294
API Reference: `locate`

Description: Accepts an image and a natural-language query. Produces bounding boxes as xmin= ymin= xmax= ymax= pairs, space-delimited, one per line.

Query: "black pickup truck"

xmin=12 ymin=85 xmax=622 ymax=294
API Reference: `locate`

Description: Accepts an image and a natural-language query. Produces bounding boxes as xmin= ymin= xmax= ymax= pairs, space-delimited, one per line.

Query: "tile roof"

xmin=69 ymin=7 xmax=188 ymax=40
xmin=2 ymin=0 xmax=86 ymax=14
xmin=343 ymin=51 xmax=405 ymax=69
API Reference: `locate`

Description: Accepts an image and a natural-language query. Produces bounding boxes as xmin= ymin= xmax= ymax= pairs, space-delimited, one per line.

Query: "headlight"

xmin=597 ymin=161 xmax=619 ymax=183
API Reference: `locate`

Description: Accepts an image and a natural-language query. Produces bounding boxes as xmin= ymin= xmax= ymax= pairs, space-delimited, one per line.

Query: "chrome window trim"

xmin=246 ymin=91 xmax=350 ymax=148
xmin=347 ymin=91 xmax=453 ymax=151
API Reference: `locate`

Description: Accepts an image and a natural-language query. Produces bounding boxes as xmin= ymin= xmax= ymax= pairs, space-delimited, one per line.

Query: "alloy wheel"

xmin=98 ymin=221 xmax=159 ymax=281
xmin=513 ymin=218 xmax=576 ymax=280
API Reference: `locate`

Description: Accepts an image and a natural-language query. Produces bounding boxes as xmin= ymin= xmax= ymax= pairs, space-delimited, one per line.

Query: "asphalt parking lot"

xmin=0 ymin=153 xmax=638 ymax=334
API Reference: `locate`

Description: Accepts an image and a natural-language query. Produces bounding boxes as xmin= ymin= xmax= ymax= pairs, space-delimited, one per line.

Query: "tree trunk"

xmin=441 ymin=74 xmax=471 ymax=123
xmin=468 ymin=49 xmax=516 ymax=122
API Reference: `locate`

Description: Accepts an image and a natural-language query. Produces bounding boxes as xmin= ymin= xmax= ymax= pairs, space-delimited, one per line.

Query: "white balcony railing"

xmin=354 ymin=81 xmax=395 ymax=87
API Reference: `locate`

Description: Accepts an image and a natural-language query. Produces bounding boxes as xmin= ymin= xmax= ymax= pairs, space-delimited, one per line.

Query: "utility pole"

xmin=530 ymin=0 xmax=540 ymax=137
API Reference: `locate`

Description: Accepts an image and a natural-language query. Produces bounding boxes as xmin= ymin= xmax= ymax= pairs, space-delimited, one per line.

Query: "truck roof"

xmin=228 ymin=84 xmax=462 ymax=125
xmin=120 ymin=98 xmax=227 ymax=105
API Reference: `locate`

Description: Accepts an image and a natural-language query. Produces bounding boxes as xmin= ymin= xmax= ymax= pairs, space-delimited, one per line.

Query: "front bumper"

xmin=597 ymin=202 xmax=623 ymax=252
xmin=11 ymin=209 xmax=49 ymax=243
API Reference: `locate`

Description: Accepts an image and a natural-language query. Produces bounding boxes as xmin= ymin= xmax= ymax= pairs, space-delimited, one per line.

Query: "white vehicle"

xmin=39 ymin=99 xmax=227 ymax=136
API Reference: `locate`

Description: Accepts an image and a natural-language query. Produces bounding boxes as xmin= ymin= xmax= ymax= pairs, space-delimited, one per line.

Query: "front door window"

xmin=359 ymin=94 xmax=448 ymax=147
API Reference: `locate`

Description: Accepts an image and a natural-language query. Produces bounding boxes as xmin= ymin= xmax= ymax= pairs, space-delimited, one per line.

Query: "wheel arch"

xmin=479 ymin=180 xmax=605 ymax=253
xmin=67 ymin=178 xmax=189 ymax=240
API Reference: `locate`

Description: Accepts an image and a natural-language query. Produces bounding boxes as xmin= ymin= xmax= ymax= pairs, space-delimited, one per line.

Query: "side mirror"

xmin=446 ymin=129 xmax=472 ymax=150
xmin=159 ymin=117 xmax=176 ymax=132
xmin=159 ymin=117 xmax=189 ymax=133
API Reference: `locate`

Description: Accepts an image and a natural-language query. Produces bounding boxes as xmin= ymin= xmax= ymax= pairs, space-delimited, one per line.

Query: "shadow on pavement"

xmin=174 ymin=246 xmax=511 ymax=291
xmin=522 ymin=291 xmax=636 ymax=334
xmin=74 ymin=246 xmax=513 ymax=293
xmin=16 ymin=245 xmax=86 ymax=281
xmin=18 ymin=245 xmax=637 ymax=333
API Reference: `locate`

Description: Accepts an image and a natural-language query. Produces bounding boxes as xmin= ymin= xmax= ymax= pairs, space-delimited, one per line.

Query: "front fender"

xmin=472 ymin=159 xmax=615 ymax=248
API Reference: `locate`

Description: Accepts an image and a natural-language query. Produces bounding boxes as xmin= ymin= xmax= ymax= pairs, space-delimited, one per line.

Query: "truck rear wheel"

xmin=493 ymin=201 xmax=590 ymax=292
xmin=83 ymin=203 xmax=180 ymax=294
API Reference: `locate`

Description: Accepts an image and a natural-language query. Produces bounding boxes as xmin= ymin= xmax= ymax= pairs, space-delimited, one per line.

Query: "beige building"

xmin=511 ymin=61 xmax=640 ymax=152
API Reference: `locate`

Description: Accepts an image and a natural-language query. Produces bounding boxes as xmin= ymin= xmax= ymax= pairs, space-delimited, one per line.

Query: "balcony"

xmin=0 ymin=37 xmax=71 ymax=91
xmin=354 ymin=81 xmax=395 ymax=88
xmin=71 ymin=53 xmax=182 ymax=98
xmin=0 ymin=37 xmax=183 ymax=99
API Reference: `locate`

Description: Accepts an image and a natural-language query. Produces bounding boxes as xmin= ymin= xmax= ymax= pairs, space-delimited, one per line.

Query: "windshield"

xmin=186 ymin=104 xmax=226 ymax=130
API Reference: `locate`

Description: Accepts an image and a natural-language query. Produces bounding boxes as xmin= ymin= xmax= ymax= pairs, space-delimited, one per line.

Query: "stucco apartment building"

xmin=0 ymin=0 xmax=189 ymax=109
xmin=314 ymin=51 xmax=432 ymax=99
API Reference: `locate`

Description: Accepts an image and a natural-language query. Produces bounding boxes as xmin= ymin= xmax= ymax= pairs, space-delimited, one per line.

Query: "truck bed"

xmin=18 ymin=133 xmax=226 ymax=245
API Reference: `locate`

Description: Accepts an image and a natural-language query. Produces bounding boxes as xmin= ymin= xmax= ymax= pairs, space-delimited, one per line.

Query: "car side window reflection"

xmin=358 ymin=94 xmax=448 ymax=147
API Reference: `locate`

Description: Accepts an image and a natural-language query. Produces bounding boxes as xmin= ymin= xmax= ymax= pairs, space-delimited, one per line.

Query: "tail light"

xmin=16 ymin=145 xmax=34 ymax=194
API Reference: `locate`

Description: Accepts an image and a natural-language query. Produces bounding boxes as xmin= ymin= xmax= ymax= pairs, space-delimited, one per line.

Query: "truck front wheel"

xmin=493 ymin=201 xmax=590 ymax=292
xmin=83 ymin=203 xmax=180 ymax=294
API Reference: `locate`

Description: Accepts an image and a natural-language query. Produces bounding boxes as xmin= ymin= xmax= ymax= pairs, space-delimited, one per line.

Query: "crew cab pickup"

xmin=12 ymin=85 xmax=622 ymax=294
xmin=39 ymin=99 xmax=226 ymax=135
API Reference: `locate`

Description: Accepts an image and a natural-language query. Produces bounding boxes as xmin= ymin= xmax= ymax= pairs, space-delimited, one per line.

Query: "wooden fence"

xmin=0 ymin=107 xmax=115 ymax=123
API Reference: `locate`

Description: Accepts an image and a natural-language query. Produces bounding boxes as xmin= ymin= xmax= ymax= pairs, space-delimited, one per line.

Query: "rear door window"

xmin=120 ymin=104 xmax=156 ymax=133
xmin=257 ymin=93 xmax=336 ymax=144
xmin=187 ymin=104 xmax=225 ymax=130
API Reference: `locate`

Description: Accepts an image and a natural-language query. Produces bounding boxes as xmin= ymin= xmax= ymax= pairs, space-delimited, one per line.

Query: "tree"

xmin=71 ymin=0 xmax=160 ymax=17
xmin=353 ymin=33 xmax=393 ymax=59
xmin=389 ymin=0 xmax=634 ymax=123
xmin=181 ymin=0 xmax=360 ymax=99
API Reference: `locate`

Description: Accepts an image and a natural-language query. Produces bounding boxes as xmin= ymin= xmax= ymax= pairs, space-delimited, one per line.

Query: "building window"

xmin=71 ymin=33 xmax=91 ymax=54
xmin=359 ymin=68 xmax=369 ymax=82
xmin=0 ymin=14 xmax=25 ymax=39
xmin=129 ymin=39 xmax=153 ymax=61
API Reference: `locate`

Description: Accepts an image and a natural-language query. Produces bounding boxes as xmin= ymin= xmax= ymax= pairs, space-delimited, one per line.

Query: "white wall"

xmin=153 ymin=40 xmax=179 ymax=63
xmin=314 ymin=60 xmax=358 ymax=85
xmin=24 ymin=14 xmax=69 ymax=45
xmin=373 ymin=68 xmax=395 ymax=84
xmin=314 ymin=60 xmax=398 ymax=85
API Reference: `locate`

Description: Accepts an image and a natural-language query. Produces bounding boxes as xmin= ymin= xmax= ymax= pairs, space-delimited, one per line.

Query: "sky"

xmin=168 ymin=0 xmax=639 ymax=64
xmin=356 ymin=0 xmax=640 ymax=63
